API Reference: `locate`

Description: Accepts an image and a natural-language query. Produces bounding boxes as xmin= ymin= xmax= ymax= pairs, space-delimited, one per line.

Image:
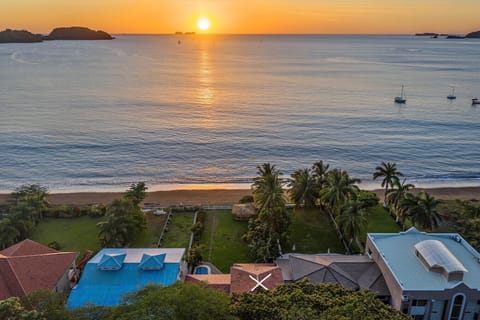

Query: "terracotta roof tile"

xmin=0 ymin=239 xmax=58 ymax=256
xmin=185 ymin=274 xmax=231 ymax=284
xmin=0 ymin=240 xmax=78 ymax=299
xmin=232 ymin=263 xmax=278 ymax=275
xmin=231 ymin=263 xmax=283 ymax=293
xmin=0 ymin=256 xmax=26 ymax=299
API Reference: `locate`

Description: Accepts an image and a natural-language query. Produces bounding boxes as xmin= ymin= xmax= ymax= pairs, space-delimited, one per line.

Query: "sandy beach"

xmin=0 ymin=186 xmax=478 ymax=207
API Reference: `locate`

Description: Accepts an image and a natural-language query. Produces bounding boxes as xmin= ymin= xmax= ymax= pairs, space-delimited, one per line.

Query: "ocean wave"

xmin=10 ymin=51 xmax=36 ymax=64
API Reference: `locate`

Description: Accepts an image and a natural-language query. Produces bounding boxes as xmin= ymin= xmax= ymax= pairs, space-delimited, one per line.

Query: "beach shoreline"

xmin=0 ymin=186 xmax=478 ymax=207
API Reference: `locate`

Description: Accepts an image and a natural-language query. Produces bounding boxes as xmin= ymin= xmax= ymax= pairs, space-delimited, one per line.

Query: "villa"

xmin=0 ymin=239 xmax=78 ymax=300
xmin=67 ymin=248 xmax=186 ymax=308
xmin=367 ymin=227 xmax=480 ymax=320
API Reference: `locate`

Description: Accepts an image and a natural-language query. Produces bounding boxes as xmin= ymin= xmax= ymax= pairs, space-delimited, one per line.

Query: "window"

xmin=412 ymin=316 xmax=424 ymax=320
xmin=412 ymin=299 xmax=428 ymax=307
xmin=449 ymin=294 xmax=466 ymax=320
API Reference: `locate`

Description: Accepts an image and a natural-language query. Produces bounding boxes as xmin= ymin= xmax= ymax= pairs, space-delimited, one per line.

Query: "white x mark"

xmin=249 ymin=273 xmax=272 ymax=291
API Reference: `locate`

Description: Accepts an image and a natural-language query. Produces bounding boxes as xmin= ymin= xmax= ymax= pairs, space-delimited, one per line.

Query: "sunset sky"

xmin=1 ymin=0 xmax=479 ymax=34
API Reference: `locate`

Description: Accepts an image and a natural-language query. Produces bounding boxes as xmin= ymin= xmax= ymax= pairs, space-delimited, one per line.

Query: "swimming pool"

xmin=194 ymin=265 xmax=211 ymax=275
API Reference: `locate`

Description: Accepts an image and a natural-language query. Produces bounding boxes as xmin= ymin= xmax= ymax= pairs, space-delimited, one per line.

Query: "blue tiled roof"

xmin=139 ymin=253 xmax=166 ymax=270
xmin=67 ymin=248 xmax=184 ymax=309
xmin=97 ymin=253 xmax=126 ymax=270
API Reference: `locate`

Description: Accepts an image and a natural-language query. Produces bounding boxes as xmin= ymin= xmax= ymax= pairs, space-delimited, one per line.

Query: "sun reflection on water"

xmin=196 ymin=39 xmax=217 ymax=129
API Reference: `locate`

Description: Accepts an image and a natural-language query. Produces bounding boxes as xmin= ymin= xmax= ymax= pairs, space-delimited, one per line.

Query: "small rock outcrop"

xmin=232 ymin=203 xmax=256 ymax=221
xmin=466 ymin=31 xmax=480 ymax=38
xmin=0 ymin=29 xmax=43 ymax=43
xmin=47 ymin=26 xmax=114 ymax=40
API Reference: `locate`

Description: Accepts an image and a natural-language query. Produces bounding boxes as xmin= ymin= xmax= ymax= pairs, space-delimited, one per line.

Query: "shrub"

xmin=47 ymin=241 xmax=61 ymax=250
xmin=186 ymin=245 xmax=203 ymax=267
xmin=239 ymin=195 xmax=254 ymax=204
xmin=191 ymin=222 xmax=204 ymax=244
xmin=357 ymin=190 xmax=380 ymax=209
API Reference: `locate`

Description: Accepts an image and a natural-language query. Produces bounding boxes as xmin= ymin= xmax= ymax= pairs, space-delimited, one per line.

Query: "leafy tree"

xmin=450 ymin=201 xmax=480 ymax=250
xmin=11 ymin=184 xmax=50 ymax=222
xmin=252 ymin=163 xmax=285 ymax=211
xmin=0 ymin=297 xmax=44 ymax=320
xmin=68 ymin=303 xmax=110 ymax=320
xmin=373 ymin=162 xmax=403 ymax=204
xmin=0 ymin=217 xmax=20 ymax=249
xmin=288 ymin=168 xmax=317 ymax=208
xmin=123 ymin=182 xmax=148 ymax=206
xmin=231 ymin=280 xmax=409 ymax=320
xmin=243 ymin=206 xmax=290 ymax=262
xmin=21 ymin=290 xmax=69 ymax=320
xmin=109 ymin=283 xmax=234 ymax=320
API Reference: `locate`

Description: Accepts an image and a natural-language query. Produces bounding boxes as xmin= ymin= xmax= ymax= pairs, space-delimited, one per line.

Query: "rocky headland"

xmin=0 ymin=29 xmax=43 ymax=43
xmin=46 ymin=26 xmax=114 ymax=40
xmin=0 ymin=26 xmax=114 ymax=43
xmin=466 ymin=30 xmax=480 ymax=38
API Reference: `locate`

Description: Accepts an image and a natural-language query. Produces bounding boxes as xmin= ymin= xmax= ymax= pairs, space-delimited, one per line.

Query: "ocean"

xmin=1 ymin=35 xmax=479 ymax=192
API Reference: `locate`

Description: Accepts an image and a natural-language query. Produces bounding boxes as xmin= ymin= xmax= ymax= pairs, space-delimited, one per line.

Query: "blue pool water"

xmin=194 ymin=266 xmax=210 ymax=274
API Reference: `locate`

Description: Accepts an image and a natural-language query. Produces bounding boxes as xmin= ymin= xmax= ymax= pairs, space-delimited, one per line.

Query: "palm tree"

xmin=373 ymin=162 xmax=403 ymax=204
xmin=312 ymin=161 xmax=330 ymax=194
xmin=98 ymin=198 xmax=147 ymax=247
xmin=385 ymin=177 xmax=415 ymax=227
xmin=288 ymin=168 xmax=316 ymax=208
xmin=252 ymin=163 xmax=285 ymax=211
xmin=408 ymin=192 xmax=441 ymax=231
xmin=97 ymin=215 xmax=129 ymax=248
xmin=320 ymin=169 xmax=360 ymax=217
xmin=338 ymin=201 xmax=368 ymax=252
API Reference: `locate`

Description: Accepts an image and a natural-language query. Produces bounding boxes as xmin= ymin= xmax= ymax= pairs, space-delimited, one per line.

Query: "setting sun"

xmin=197 ymin=17 xmax=211 ymax=31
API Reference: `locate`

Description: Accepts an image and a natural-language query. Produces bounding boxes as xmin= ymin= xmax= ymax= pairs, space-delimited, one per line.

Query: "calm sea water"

xmin=1 ymin=35 xmax=480 ymax=192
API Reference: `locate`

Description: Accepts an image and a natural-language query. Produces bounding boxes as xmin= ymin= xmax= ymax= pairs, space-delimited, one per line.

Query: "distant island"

xmin=416 ymin=30 xmax=480 ymax=39
xmin=0 ymin=26 xmax=114 ymax=43
xmin=46 ymin=26 xmax=114 ymax=40
xmin=415 ymin=32 xmax=438 ymax=37
xmin=0 ymin=29 xmax=43 ymax=43
xmin=466 ymin=30 xmax=480 ymax=38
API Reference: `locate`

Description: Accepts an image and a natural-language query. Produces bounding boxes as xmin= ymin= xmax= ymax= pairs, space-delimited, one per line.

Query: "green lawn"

xmin=289 ymin=208 xmax=345 ymax=254
xmin=32 ymin=212 xmax=169 ymax=253
xmin=160 ymin=212 xmax=195 ymax=249
xmin=131 ymin=212 xmax=168 ymax=248
xmin=365 ymin=205 xmax=401 ymax=235
xmin=200 ymin=210 xmax=252 ymax=273
xmin=32 ymin=216 xmax=103 ymax=253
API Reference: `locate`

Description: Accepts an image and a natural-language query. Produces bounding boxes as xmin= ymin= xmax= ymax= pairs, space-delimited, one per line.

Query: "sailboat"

xmin=447 ymin=87 xmax=456 ymax=100
xmin=394 ymin=85 xmax=407 ymax=104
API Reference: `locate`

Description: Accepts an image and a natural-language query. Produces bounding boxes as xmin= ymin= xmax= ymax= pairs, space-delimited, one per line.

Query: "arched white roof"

xmin=415 ymin=240 xmax=467 ymax=274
